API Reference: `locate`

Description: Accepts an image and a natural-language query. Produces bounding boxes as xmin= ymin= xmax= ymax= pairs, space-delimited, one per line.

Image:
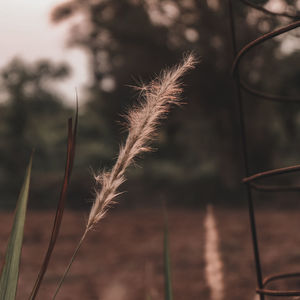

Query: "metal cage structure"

xmin=228 ymin=0 xmax=300 ymax=299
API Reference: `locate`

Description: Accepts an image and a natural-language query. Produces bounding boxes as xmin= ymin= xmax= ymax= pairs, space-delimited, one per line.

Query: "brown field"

xmin=1 ymin=207 xmax=300 ymax=300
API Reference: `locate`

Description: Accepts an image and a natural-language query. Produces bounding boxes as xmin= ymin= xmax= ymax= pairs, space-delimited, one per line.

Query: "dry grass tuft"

xmin=86 ymin=53 xmax=197 ymax=231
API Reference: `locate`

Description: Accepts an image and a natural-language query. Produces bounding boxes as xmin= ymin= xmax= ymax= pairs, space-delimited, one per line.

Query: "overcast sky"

xmin=0 ymin=0 xmax=89 ymax=105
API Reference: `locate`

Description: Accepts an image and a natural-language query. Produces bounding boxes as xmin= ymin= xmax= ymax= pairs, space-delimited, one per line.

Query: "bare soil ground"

xmin=1 ymin=207 xmax=300 ymax=300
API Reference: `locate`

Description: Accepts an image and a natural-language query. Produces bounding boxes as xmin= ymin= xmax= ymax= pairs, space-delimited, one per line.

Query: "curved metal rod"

xmin=255 ymin=272 xmax=300 ymax=297
xmin=240 ymin=0 xmax=300 ymax=20
xmin=256 ymin=288 xmax=300 ymax=297
xmin=263 ymin=272 xmax=300 ymax=286
xmin=232 ymin=20 xmax=300 ymax=76
xmin=243 ymin=164 xmax=300 ymax=183
xmin=250 ymin=183 xmax=300 ymax=192
xmin=240 ymin=80 xmax=300 ymax=103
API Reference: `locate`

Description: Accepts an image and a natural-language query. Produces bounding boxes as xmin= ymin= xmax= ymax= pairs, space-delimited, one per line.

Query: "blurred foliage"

xmin=1 ymin=0 xmax=300 ymax=208
xmin=0 ymin=59 xmax=72 ymax=207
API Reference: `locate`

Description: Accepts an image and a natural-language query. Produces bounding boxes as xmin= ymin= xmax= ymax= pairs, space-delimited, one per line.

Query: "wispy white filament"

xmin=86 ymin=53 xmax=197 ymax=231
xmin=204 ymin=204 xmax=224 ymax=300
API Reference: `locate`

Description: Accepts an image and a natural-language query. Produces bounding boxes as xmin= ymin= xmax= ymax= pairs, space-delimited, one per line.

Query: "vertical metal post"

xmin=227 ymin=1 xmax=264 ymax=298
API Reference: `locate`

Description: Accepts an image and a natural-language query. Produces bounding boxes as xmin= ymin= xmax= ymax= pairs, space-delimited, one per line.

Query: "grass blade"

xmin=163 ymin=209 xmax=173 ymax=300
xmin=0 ymin=155 xmax=33 ymax=300
xmin=29 ymin=102 xmax=78 ymax=300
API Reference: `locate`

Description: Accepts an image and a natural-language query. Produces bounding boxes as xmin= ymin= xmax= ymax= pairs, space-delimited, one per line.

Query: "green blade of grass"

xmin=163 ymin=209 xmax=173 ymax=300
xmin=0 ymin=155 xmax=33 ymax=300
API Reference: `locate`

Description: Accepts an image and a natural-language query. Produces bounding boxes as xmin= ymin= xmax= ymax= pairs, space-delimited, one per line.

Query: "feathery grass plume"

xmin=204 ymin=204 xmax=224 ymax=300
xmin=52 ymin=53 xmax=197 ymax=299
xmin=86 ymin=53 xmax=197 ymax=231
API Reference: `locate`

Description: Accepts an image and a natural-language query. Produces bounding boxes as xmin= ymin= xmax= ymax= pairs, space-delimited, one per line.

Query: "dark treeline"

xmin=1 ymin=0 xmax=300 ymax=209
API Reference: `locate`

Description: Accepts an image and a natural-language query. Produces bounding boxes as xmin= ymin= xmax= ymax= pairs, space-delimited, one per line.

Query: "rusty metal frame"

xmin=228 ymin=0 xmax=300 ymax=298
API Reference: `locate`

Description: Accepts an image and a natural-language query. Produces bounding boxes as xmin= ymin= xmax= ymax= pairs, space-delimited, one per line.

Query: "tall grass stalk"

xmin=52 ymin=53 xmax=197 ymax=298
xmin=204 ymin=205 xmax=224 ymax=300
xmin=86 ymin=53 xmax=197 ymax=231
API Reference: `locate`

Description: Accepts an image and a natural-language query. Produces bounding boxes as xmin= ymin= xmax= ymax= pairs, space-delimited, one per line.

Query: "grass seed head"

xmin=86 ymin=53 xmax=198 ymax=231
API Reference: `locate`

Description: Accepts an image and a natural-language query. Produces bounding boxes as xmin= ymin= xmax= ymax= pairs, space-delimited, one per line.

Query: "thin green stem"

xmin=52 ymin=229 xmax=88 ymax=300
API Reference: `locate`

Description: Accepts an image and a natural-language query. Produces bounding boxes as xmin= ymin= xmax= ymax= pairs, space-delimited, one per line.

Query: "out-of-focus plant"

xmin=0 ymin=105 xmax=77 ymax=300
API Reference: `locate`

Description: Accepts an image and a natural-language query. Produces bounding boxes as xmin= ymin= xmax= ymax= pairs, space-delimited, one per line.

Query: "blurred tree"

xmin=50 ymin=0 xmax=300 ymax=204
xmin=0 ymin=58 xmax=71 ymax=207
